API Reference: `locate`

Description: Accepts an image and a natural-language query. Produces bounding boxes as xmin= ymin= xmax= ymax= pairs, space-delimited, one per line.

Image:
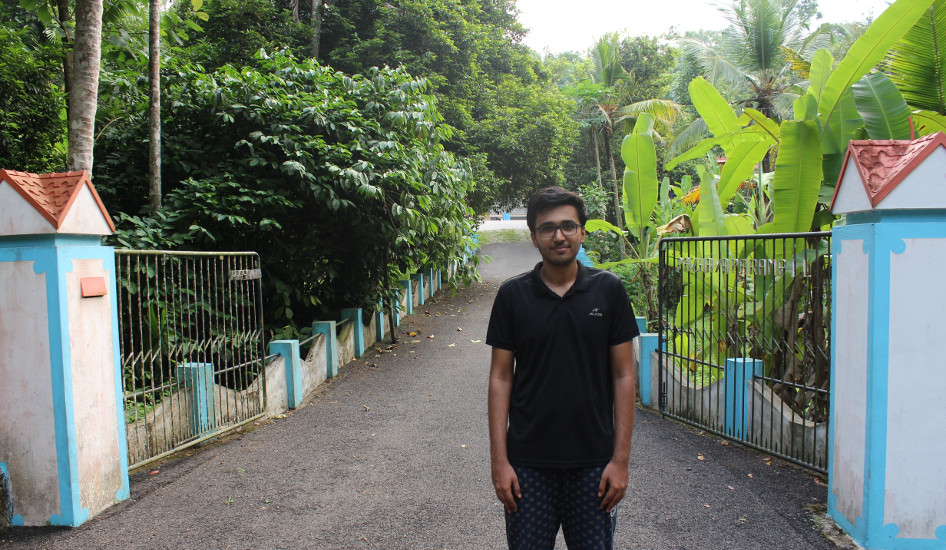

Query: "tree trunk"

xmin=57 ymin=0 xmax=74 ymax=148
xmin=591 ymin=126 xmax=603 ymax=188
xmin=148 ymin=0 xmax=162 ymax=212
xmin=311 ymin=0 xmax=335 ymax=59
xmin=67 ymin=0 xmax=104 ymax=173
xmin=603 ymin=127 xmax=626 ymax=256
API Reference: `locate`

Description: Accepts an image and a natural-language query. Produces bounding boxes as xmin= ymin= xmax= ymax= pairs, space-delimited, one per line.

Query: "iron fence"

xmin=657 ymin=232 xmax=831 ymax=472
xmin=115 ymin=250 xmax=268 ymax=469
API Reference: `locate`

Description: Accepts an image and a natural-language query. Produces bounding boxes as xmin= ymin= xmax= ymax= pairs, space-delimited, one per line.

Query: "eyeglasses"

xmin=535 ymin=221 xmax=581 ymax=238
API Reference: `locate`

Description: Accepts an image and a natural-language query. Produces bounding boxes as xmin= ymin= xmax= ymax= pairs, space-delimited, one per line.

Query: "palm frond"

xmin=885 ymin=2 xmax=946 ymax=115
xmin=667 ymin=118 xmax=710 ymax=160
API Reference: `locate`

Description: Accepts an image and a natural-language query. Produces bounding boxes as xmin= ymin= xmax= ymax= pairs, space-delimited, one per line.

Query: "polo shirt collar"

xmin=530 ymin=261 xmax=592 ymax=297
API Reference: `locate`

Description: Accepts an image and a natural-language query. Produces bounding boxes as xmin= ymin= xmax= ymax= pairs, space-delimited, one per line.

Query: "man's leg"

xmin=505 ymin=466 xmax=561 ymax=550
xmin=560 ymin=466 xmax=617 ymax=550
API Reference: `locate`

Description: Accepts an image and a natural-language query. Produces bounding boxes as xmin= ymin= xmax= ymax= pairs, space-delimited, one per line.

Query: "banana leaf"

xmin=718 ymin=138 xmax=774 ymax=209
xmin=807 ymin=50 xmax=835 ymax=104
xmin=818 ymin=0 xmax=936 ymax=137
xmin=773 ymin=120 xmax=822 ymax=233
xmin=741 ymin=108 xmax=781 ymax=141
xmin=852 ymin=73 xmax=912 ymax=139
xmin=621 ymin=127 xmax=659 ymax=239
xmin=912 ymin=109 xmax=946 ymax=134
xmin=689 ymin=76 xmax=741 ymax=143
xmin=822 ymin=87 xmax=863 ymax=155
xmin=696 ymin=166 xmax=726 ymax=237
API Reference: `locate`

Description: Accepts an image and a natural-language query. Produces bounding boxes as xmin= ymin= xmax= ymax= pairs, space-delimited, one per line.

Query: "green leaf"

xmin=807 ymin=50 xmax=835 ymax=105
xmin=822 ymin=87 xmax=863 ymax=156
xmin=818 ymin=0 xmax=936 ymax=137
xmin=773 ymin=120 xmax=823 ymax=233
xmin=793 ymin=93 xmax=818 ymax=121
xmin=741 ymin=108 xmax=780 ymax=141
xmin=852 ymin=73 xmax=912 ymax=139
xmin=621 ymin=131 xmax=659 ymax=239
xmin=689 ymin=77 xmax=740 ymax=142
xmin=718 ymin=138 xmax=774 ymax=208
xmin=885 ymin=1 xmax=946 ymax=114
xmin=585 ymin=219 xmax=624 ymax=236
xmin=696 ymin=167 xmax=725 ymax=237
xmin=912 ymin=109 xmax=946 ymax=135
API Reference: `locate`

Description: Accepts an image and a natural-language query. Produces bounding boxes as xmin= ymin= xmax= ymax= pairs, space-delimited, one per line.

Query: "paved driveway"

xmin=2 ymin=240 xmax=833 ymax=549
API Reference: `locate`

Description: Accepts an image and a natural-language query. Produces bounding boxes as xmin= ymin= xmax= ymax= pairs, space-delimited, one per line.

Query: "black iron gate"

xmin=657 ymin=232 xmax=831 ymax=472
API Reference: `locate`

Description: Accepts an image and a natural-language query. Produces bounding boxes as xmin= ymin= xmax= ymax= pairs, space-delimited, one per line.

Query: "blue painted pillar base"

xmin=724 ymin=358 xmax=764 ymax=440
xmin=635 ymin=316 xmax=646 ymax=335
xmin=577 ymin=245 xmax=593 ymax=267
xmin=412 ymin=273 xmax=425 ymax=306
xmin=177 ymin=362 xmax=216 ymax=434
xmin=375 ymin=306 xmax=385 ymax=342
xmin=269 ymin=340 xmax=302 ymax=409
xmin=428 ymin=268 xmax=437 ymax=296
xmin=400 ymin=279 xmax=413 ymax=315
xmin=313 ymin=321 xmax=338 ymax=378
xmin=341 ymin=308 xmax=365 ymax=357
xmin=638 ymin=334 xmax=658 ymax=407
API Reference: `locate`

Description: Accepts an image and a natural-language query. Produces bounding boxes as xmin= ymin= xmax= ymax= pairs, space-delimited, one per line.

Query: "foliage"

xmin=0 ymin=17 xmax=65 ymax=172
xmin=317 ymin=0 xmax=572 ymax=210
xmin=96 ymin=51 xmax=478 ymax=331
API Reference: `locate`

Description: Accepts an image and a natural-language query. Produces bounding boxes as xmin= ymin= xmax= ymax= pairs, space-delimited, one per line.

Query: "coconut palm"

xmin=884 ymin=0 xmax=946 ymax=133
xmin=669 ymin=0 xmax=834 ymax=157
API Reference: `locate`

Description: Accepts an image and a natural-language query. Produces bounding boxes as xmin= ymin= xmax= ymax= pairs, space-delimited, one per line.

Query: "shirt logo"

xmin=588 ymin=307 xmax=603 ymax=317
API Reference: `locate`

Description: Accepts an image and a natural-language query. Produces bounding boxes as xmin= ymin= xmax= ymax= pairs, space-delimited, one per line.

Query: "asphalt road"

xmin=1 ymin=240 xmax=833 ymax=549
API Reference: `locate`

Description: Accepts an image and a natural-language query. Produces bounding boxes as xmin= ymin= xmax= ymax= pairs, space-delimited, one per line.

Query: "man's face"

xmin=530 ymin=205 xmax=586 ymax=267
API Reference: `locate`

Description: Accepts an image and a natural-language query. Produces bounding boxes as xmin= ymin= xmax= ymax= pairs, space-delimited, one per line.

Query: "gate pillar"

xmin=829 ymin=135 xmax=946 ymax=548
xmin=0 ymin=170 xmax=128 ymax=527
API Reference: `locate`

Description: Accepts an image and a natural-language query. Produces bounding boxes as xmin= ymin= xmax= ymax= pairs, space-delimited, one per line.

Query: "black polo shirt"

xmin=486 ymin=261 xmax=638 ymax=468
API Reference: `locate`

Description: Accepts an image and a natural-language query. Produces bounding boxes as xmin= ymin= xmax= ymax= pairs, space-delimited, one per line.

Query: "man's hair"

xmin=526 ymin=187 xmax=588 ymax=232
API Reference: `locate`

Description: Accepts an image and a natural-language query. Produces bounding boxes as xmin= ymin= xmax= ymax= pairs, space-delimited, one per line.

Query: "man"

xmin=486 ymin=186 xmax=638 ymax=550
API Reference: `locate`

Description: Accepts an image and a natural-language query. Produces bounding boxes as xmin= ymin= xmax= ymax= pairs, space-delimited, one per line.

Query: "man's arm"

xmin=488 ymin=346 xmax=520 ymax=513
xmin=598 ymin=340 xmax=636 ymax=512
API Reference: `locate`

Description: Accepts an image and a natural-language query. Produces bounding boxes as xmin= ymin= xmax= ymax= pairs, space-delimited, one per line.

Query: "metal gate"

xmin=115 ymin=251 xmax=267 ymax=469
xmin=657 ymin=232 xmax=831 ymax=472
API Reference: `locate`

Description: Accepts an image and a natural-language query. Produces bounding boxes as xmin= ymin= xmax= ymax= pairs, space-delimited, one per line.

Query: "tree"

xmin=96 ymin=52 xmax=478 ymax=330
xmin=678 ymin=0 xmax=833 ymax=121
xmin=884 ymin=0 xmax=946 ymax=133
xmin=148 ymin=0 xmax=160 ymax=211
xmin=67 ymin=0 xmax=104 ymax=172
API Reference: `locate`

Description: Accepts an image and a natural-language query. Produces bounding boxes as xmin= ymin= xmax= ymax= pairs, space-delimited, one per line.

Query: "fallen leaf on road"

xmin=748 ymin=473 xmax=754 ymax=478
xmin=363 ymin=405 xmax=370 ymax=412
xmin=408 ymin=332 xmax=417 ymax=337
xmin=411 ymin=340 xmax=421 ymax=343
xmin=457 ymin=327 xmax=463 ymax=331
xmin=461 ymin=444 xmax=467 ymax=448
xmin=727 ymin=486 xmax=735 ymax=491
xmin=448 ymin=343 xmax=456 ymax=347
xmin=427 ymin=335 xmax=435 ymax=339
xmin=149 ymin=470 xmax=160 ymax=475
xmin=697 ymin=454 xmax=705 ymax=461
xmin=471 ymin=339 xmax=482 ymax=343
xmin=704 ymin=504 xmax=711 ymax=508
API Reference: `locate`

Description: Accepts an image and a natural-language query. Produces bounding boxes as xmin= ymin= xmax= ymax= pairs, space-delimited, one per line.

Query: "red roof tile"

xmin=832 ymin=132 xmax=946 ymax=210
xmin=0 ymin=169 xmax=115 ymax=232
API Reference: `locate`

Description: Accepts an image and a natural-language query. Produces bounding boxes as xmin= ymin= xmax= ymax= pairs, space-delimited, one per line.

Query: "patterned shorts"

xmin=504 ymin=465 xmax=617 ymax=550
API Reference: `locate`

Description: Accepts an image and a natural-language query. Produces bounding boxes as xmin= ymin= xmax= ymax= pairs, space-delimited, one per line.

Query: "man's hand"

xmin=597 ymin=459 xmax=628 ymax=512
xmin=492 ymin=460 xmax=521 ymax=513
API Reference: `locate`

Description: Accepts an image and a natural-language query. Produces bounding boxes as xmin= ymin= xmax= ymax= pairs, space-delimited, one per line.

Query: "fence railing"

xmin=115 ymin=250 xmax=268 ymax=469
xmin=658 ymin=232 xmax=831 ymax=472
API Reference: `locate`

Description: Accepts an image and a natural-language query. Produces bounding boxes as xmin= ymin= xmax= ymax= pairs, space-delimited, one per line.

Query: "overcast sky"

xmin=516 ymin=0 xmax=894 ymax=55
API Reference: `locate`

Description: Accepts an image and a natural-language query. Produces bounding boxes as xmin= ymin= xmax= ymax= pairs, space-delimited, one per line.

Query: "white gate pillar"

xmin=0 ymin=170 xmax=128 ymax=527
xmin=829 ymin=135 xmax=946 ymax=548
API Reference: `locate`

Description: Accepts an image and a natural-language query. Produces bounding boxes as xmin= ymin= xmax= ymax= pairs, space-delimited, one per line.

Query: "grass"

xmin=475 ymin=228 xmax=531 ymax=246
